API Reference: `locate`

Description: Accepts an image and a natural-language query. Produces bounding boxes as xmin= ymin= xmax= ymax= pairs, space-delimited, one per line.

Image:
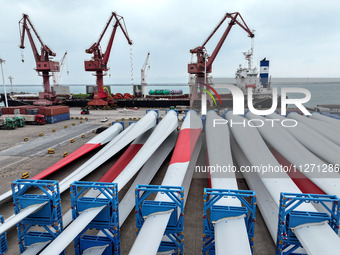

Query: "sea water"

xmin=0 ymin=79 xmax=339 ymax=107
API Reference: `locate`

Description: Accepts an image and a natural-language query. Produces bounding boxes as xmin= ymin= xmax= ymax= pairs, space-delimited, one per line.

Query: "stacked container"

xmin=1 ymin=106 xmax=37 ymax=114
xmin=26 ymin=108 xmax=39 ymax=115
xmin=38 ymin=106 xmax=70 ymax=124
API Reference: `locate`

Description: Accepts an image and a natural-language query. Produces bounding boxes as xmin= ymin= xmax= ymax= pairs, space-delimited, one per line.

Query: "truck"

xmin=0 ymin=117 xmax=17 ymax=129
xmin=14 ymin=116 xmax=26 ymax=127
xmin=1 ymin=114 xmax=46 ymax=125
xmin=22 ymin=114 xmax=46 ymax=125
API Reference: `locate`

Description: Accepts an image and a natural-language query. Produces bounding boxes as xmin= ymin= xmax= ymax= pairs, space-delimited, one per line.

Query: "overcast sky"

xmin=0 ymin=0 xmax=339 ymax=85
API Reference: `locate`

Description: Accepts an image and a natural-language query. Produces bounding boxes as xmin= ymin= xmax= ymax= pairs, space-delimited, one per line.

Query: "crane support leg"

xmin=88 ymin=71 xmax=109 ymax=106
xmin=135 ymin=185 xmax=184 ymax=255
xmin=70 ymin=181 xmax=120 ymax=255
xmin=0 ymin=215 xmax=8 ymax=254
xmin=276 ymin=193 xmax=340 ymax=255
xmin=202 ymin=188 xmax=256 ymax=254
xmin=42 ymin=71 xmax=51 ymax=93
xmin=11 ymin=179 xmax=63 ymax=254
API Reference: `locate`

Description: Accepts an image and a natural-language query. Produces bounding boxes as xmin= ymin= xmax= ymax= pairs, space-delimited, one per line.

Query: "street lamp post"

xmin=8 ymin=76 xmax=14 ymax=94
xmin=201 ymin=49 xmax=208 ymax=115
xmin=0 ymin=58 xmax=8 ymax=107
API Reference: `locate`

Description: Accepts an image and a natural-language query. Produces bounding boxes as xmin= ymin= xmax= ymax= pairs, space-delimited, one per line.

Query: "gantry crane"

xmin=141 ymin=52 xmax=150 ymax=97
xmin=85 ymin=12 xmax=132 ymax=106
xmin=188 ymin=12 xmax=254 ymax=107
xmin=52 ymin=51 xmax=68 ymax=86
xmin=19 ymin=14 xmax=60 ymax=105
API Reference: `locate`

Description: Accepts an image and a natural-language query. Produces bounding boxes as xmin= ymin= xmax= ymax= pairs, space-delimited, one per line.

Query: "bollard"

xmin=21 ymin=172 xmax=29 ymax=179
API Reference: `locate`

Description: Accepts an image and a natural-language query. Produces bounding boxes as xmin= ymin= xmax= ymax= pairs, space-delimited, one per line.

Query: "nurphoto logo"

xmin=200 ymin=84 xmax=311 ymax=128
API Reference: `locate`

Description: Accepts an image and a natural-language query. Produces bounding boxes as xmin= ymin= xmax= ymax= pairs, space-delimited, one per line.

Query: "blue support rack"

xmin=276 ymin=192 xmax=340 ymax=255
xmin=0 ymin=215 xmax=8 ymax=255
xmin=70 ymin=181 xmax=119 ymax=255
xmin=135 ymin=185 xmax=184 ymax=255
xmin=201 ymin=115 xmax=206 ymax=132
xmin=202 ymin=188 xmax=257 ymax=255
xmin=11 ymin=179 xmax=63 ymax=254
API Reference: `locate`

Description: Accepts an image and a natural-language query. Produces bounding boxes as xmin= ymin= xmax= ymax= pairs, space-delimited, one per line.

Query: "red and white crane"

xmin=52 ymin=51 xmax=68 ymax=86
xmin=19 ymin=14 xmax=60 ymax=105
xmin=188 ymin=12 xmax=254 ymax=106
xmin=141 ymin=51 xmax=150 ymax=97
xmin=84 ymin=12 xmax=132 ymax=106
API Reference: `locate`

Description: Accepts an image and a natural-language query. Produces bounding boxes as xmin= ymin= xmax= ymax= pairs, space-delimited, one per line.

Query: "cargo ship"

xmin=1 ymin=86 xmax=191 ymax=108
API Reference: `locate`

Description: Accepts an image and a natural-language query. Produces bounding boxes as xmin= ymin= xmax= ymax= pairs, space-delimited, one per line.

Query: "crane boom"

xmin=19 ymin=14 xmax=60 ymax=105
xmin=53 ymin=51 xmax=68 ymax=86
xmin=188 ymin=12 xmax=254 ymax=75
xmin=141 ymin=52 xmax=150 ymax=84
xmin=141 ymin=52 xmax=150 ymax=97
xmin=84 ymin=12 xmax=132 ymax=106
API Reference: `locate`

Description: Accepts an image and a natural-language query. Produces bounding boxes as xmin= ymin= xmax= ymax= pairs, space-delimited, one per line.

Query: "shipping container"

xmin=2 ymin=106 xmax=37 ymax=115
xmin=52 ymin=85 xmax=70 ymax=95
xmin=26 ymin=109 xmax=39 ymax=115
xmin=86 ymin=85 xmax=97 ymax=94
xmin=39 ymin=106 xmax=70 ymax=116
xmin=46 ymin=113 xmax=70 ymax=124
xmin=23 ymin=115 xmax=36 ymax=122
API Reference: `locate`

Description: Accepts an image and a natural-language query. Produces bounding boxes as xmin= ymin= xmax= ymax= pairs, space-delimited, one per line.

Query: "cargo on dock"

xmin=45 ymin=113 xmax=70 ymax=124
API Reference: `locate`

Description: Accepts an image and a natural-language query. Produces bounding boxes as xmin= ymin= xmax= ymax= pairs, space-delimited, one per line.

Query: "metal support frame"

xmin=203 ymin=188 xmax=257 ymax=254
xmin=135 ymin=185 xmax=184 ymax=255
xmin=70 ymin=181 xmax=119 ymax=255
xmin=0 ymin=215 xmax=8 ymax=255
xmin=11 ymin=179 xmax=63 ymax=254
xmin=276 ymin=192 xmax=340 ymax=255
